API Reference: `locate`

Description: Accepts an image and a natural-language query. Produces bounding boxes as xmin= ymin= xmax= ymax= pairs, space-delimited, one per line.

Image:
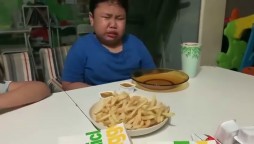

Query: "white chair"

xmin=39 ymin=48 xmax=63 ymax=92
xmin=55 ymin=45 xmax=71 ymax=77
xmin=76 ymin=24 xmax=93 ymax=37
xmin=39 ymin=48 xmax=57 ymax=82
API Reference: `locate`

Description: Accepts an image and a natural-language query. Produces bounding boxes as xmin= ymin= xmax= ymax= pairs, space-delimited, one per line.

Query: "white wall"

xmin=198 ymin=0 xmax=227 ymax=66
xmin=161 ymin=0 xmax=201 ymax=69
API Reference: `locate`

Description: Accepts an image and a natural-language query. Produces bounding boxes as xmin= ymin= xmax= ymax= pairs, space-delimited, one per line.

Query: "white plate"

xmin=89 ymin=99 xmax=169 ymax=137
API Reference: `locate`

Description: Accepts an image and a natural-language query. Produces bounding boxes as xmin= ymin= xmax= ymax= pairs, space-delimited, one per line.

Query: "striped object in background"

xmin=39 ymin=48 xmax=63 ymax=92
xmin=55 ymin=45 xmax=71 ymax=77
xmin=1 ymin=52 xmax=32 ymax=81
xmin=47 ymin=78 xmax=63 ymax=93
xmin=39 ymin=48 xmax=57 ymax=83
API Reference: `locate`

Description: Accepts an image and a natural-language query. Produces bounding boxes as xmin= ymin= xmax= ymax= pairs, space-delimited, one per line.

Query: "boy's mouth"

xmin=106 ymin=32 xmax=118 ymax=38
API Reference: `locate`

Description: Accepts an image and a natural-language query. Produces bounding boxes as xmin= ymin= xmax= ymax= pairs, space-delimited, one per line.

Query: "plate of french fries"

xmin=89 ymin=92 xmax=175 ymax=136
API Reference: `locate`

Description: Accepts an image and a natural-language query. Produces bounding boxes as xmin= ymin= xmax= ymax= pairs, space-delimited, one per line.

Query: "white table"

xmin=66 ymin=66 xmax=254 ymax=143
xmin=0 ymin=92 xmax=96 ymax=144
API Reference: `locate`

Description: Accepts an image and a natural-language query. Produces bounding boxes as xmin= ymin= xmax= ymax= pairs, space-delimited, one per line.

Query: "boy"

xmin=62 ymin=0 xmax=156 ymax=90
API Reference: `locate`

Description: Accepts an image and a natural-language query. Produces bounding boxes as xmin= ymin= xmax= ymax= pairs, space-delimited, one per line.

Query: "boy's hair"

xmin=0 ymin=62 xmax=5 ymax=83
xmin=89 ymin=0 xmax=128 ymax=14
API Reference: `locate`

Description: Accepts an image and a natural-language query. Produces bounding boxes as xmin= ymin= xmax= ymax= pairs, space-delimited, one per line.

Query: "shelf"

xmin=22 ymin=4 xmax=52 ymax=48
xmin=0 ymin=28 xmax=30 ymax=54
xmin=29 ymin=25 xmax=49 ymax=28
xmin=0 ymin=44 xmax=28 ymax=49
xmin=22 ymin=5 xmax=49 ymax=27
xmin=22 ymin=5 xmax=48 ymax=8
xmin=0 ymin=28 xmax=31 ymax=34
xmin=0 ymin=45 xmax=28 ymax=54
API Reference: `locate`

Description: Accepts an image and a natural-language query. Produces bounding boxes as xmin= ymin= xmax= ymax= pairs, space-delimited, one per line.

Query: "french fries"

xmin=93 ymin=92 xmax=175 ymax=130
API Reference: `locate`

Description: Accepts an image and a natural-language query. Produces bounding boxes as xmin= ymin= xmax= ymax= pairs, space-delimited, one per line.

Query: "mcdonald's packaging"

xmin=146 ymin=140 xmax=217 ymax=144
xmin=84 ymin=123 xmax=132 ymax=144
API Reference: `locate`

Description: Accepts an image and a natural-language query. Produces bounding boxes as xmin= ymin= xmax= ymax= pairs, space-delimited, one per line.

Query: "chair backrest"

xmin=39 ymin=48 xmax=57 ymax=82
xmin=39 ymin=48 xmax=63 ymax=92
xmin=76 ymin=24 xmax=93 ymax=37
xmin=55 ymin=45 xmax=71 ymax=78
xmin=0 ymin=52 xmax=33 ymax=81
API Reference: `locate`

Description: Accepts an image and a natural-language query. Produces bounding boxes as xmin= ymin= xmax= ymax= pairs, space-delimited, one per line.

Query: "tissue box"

xmin=84 ymin=123 xmax=132 ymax=144
xmin=214 ymin=120 xmax=239 ymax=144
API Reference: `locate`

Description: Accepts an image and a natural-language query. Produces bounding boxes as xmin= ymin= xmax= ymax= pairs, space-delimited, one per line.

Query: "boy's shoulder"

xmin=70 ymin=33 xmax=96 ymax=51
xmin=74 ymin=33 xmax=97 ymax=46
xmin=78 ymin=33 xmax=95 ymax=41
xmin=124 ymin=33 xmax=142 ymax=43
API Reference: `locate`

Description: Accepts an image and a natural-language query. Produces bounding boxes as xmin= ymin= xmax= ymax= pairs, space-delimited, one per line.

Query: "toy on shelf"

xmin=217 ymin=14 xmax=254 ymax=70
xmin=239 ymin=25 xmax=254 ymax=72
xmin=242 ymin=67 xmax=254 ymax=76
xmin=224 ymin=8 xmax=239 ymax=24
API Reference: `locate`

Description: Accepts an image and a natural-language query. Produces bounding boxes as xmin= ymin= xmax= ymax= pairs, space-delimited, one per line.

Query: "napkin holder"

xmin=214 ymin=120 xmax=239 ymax=144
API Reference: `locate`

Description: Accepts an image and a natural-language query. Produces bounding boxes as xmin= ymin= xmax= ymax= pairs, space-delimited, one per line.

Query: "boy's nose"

xmin=109 ymin=19 xmax=117 ymax=28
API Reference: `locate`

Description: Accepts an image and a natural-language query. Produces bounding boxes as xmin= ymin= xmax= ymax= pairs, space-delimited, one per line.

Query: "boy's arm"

xmin=0 ymin=81 xmax=51 ymax=109
xmin=62 ymin=81 xmax=90 ymax=91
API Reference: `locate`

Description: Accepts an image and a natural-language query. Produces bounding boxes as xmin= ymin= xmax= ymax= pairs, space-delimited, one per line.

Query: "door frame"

xmin=198 ymin=0 xmax=227 ymax=66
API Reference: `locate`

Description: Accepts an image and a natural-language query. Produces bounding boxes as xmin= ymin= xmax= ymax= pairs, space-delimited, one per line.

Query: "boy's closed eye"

xmin=116 ymin=16 xmax=125 ymax=20
xmin=102 ymin=16 xmax=111 ymax=19
xmin=101 ymin=14 xmax=112 ymax=19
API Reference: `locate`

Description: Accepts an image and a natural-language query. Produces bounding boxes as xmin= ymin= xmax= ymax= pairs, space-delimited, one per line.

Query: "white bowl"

xmin=99 ymin=91 xmax=115 ymax=98
xmin=89 ymin=98 xmax=169 ymax=137
xmin=119 ymin=82 xmax=135 ymax=88
xmin=119 ymin=82 xmax=136 ymax=93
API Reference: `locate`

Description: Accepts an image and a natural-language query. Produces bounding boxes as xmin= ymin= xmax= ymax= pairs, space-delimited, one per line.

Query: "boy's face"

xmin=89 ymin=1 xmax=126 ymax=46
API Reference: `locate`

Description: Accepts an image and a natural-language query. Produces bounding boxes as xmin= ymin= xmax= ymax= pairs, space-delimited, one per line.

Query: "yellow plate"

xmin=131 ymin=68 xmax=189 ymax=90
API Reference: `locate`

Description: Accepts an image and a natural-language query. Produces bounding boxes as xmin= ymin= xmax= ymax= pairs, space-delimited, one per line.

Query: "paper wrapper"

xmin=58 ymin=123 xmax=132 ymax=144
xmin=146 ymin=140 xmax=217 ymax=144
xmin=84 ymin=123 xmax=132 ymax=144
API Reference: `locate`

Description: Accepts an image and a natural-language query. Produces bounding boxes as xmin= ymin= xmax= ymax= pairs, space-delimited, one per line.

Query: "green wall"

xmin=0 ymin=1 xmax=21 ymax=28
xmin=43 ymin=0 xmax=84 ymax=24
xmin=43 ymin=0 xmax=74 ymax=21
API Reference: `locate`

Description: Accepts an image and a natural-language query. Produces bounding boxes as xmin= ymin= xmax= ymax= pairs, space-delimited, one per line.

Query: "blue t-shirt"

xmin=62 ymin=33 xmax=156 ymax=85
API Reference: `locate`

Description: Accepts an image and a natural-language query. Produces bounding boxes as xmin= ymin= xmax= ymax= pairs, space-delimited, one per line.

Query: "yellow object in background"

xmin=231 ymin=14 xmax=254 ymax=39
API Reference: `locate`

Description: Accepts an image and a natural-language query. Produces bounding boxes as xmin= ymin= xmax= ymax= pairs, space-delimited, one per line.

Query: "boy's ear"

xmin=89 ymin=12 xmax=94 ymax=26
